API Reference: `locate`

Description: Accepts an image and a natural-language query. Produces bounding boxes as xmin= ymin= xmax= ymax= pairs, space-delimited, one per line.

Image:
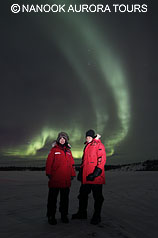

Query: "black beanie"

xmin=57 ymin=132 xmax=69 ymax=143
xmin=86 ymin=129 xmax=95 ymax=138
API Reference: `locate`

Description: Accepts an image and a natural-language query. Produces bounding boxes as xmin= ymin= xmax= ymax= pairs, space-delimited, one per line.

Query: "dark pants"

xmin=47 ymin=187 xmax=70 ymax=218
xmin=78 ymin=184 xmax=104 ymax=217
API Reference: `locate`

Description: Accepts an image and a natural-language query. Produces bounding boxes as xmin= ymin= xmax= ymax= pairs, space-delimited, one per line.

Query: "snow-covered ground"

xmin=0 ymin=171 xmax=158 ymax=238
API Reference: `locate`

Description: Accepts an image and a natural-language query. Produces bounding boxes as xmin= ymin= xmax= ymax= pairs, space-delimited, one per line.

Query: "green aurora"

xmin=2 ymin=0 xmax=131 ymax=160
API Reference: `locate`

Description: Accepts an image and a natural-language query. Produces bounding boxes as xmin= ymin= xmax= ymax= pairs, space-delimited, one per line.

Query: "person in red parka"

xmin=46 ymin=132 xmax=76 ymax=225
xmin=72 ymin=129 xmax=106 ymax=225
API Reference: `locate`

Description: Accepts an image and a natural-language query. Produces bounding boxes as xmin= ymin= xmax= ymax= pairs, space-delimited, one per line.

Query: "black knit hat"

xmin=86 ymin=129 xmax=95 ymax=138
xmin=57 ymin=132 xmax=69 ymax=143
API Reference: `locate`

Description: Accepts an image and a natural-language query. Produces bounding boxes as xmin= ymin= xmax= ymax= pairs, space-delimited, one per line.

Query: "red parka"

xmin=81 ymin=138 xmax=106 ymax=184
xmin=46 ymin=143 xmax=76 ymax=188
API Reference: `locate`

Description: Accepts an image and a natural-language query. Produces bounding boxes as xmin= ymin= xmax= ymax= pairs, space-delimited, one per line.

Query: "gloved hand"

xmin=86 ymin=166 xmax=102 ymax=181
xmin=77 ymin=167 xmax=83 ymax=182
xmin=46 ymin=174 xmax=51 ymax=179
xmin=86 ymin=173 xmax=95 ymax=181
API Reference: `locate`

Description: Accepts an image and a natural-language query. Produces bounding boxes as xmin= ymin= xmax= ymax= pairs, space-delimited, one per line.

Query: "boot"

xmin=61 ymin=214 xmax=69 ymax=223
xmin=72 ymin=211 xmax=87 ymax=219
xmin=48 ymin=216 xmax=57 ymax=225
xmin=90 ymin=214 xmax=101 ymax=225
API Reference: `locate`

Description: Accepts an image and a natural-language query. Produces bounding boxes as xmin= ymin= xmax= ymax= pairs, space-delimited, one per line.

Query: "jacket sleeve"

xmin=70 ymin=151 xmax=76 ymax=177
xmin=45 ymin=149 xmax=54 ymax=175
xmin=97 ymin=143 xmax=106 ymax=169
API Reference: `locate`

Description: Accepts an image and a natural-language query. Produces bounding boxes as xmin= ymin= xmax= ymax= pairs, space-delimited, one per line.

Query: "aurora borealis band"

xmin=0 ymin=0 xmax=158 ymax=164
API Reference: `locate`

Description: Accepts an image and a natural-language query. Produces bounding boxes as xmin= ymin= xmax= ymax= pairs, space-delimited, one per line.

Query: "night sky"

xmin=1 ymin=0 xmax=158 ymax=164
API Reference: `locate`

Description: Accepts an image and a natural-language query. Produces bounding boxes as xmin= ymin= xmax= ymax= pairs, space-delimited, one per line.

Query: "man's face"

xmin=59 ymin=137 xmax=66 ymax=145
xmin=86 ymin=136 xmax=93 ymax=143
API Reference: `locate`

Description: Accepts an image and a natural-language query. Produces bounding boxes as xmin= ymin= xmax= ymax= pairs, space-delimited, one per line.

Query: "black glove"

xmin=77 ymin=167 xmax=83 ymax=182
xmin=46 ymin=174 xmax=51 ymax=179
xmin=86 ymin=166 xmax=102 ymax=181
